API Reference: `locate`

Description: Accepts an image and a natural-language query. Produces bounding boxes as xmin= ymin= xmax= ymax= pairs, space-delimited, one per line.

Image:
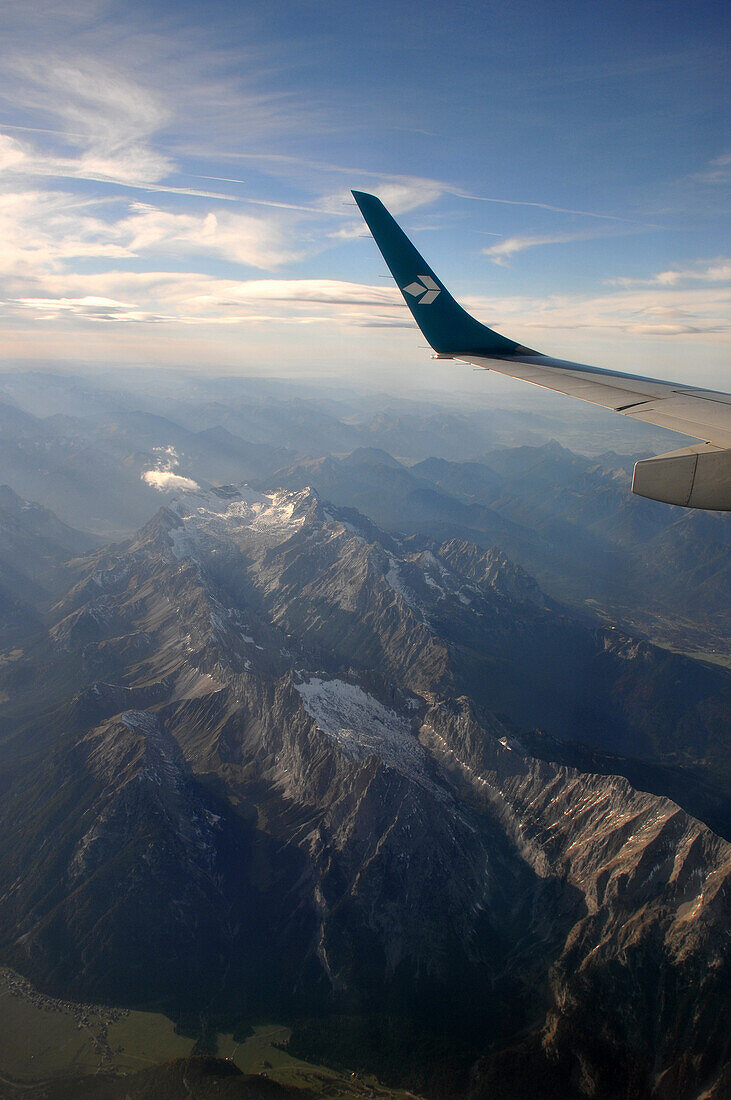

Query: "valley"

xmin=0 ymin=969 xmax=417 ymax=1098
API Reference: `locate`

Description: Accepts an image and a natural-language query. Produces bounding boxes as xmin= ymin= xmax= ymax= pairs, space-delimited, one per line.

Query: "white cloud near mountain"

xmin=141 ymin=445 xmax=199 ymax=492
xmin=143 ymin=470 xmax=199 ymax=492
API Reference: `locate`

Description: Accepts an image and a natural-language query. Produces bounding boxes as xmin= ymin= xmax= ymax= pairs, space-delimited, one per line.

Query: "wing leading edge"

xmin=352 ymin=190 xmax=731 ymax=511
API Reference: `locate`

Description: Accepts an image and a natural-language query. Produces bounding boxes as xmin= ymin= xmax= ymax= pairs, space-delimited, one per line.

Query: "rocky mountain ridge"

xmin=2 ymin=369 xmax=727 ymax=659
xmin=0 ymin=481 xmax=728 ymax=1097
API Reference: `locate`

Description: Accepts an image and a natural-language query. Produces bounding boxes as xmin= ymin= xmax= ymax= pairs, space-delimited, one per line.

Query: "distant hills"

xmin=0 ymin=369 xmax=727 ymax=655
xmin=0 ymin=485 xmax=97 ymax=643
xmin=270 ymin=443 xmax=730 ymax=655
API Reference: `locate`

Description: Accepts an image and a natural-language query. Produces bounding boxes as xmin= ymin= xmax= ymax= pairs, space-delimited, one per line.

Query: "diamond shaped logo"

xmin=403 ymin=275 xmax=441 ymax=305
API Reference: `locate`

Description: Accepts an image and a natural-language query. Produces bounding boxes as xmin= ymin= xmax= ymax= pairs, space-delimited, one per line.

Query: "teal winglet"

xmin=352 ymin=190 xmax=534 ymax=357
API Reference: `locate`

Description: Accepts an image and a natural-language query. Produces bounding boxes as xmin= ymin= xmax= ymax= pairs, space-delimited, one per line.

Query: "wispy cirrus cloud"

xmin=0 ymin=2 xmax=329 ymax=201
xmin=3 ymin=54 xmax=173 ymax=188
xmin=203 ymin=151 xmax=639 ymax=227
xmin=692 ymin=152 xmax=731 ymax=185
xmin=0 ymin=107 xmax=236 ymax=202
xmin=0 ymin=132 xmax=26 ymax=171
xmin=483 ymin=231 xmax=594 ymax=264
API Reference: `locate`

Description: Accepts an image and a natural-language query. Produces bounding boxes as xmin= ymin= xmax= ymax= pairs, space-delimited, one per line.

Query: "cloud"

xmin=184 ymin=182 xmax=337 ymax=214
xmin=626 ymin=324 xmax=715 ymax=336
xmin=119 ymin=204 xmax=303 ymax=269
xmin=0 ymin=186 xmax=304 ymax=287
xmin=0 ymin=39 xmax=336 ymax=285
xmin=0 ymin=6 xmax=724 ymax=381
xmin=692 ymin=152 xmax=731 ymax=185
xmin=0 ymin=2 xmax=335 ymax=201
xmin=141 ymin=445 xmax=199 ymax=492
xmin=18 ymin=294 xmax=133 ymax=315
xmin=0 ymin=18 xmax=322 ymax=204
xmin=0 ymin=133 xmax=27 ymax=171
xmin=4 ymin=272 xmax=405 ymax=332
xmin=40 ymin=60 xmax=169 ymax=147
xmin=0 ymin=189 xmax=139 ymax=281
xmin=14 ymin=295 xmax=165 ymax=323
xmin=454 ymin=188 xmax=636 ymax=224
xmin=206 ymin=279 xmax=400 ymax=307
xmin=4 ymin=55 xmax=174 ymax=189
xmin=483 ymin=232 xmax=592 ymax=264
xmin=457 ymin=284 xmax=730 ymax=341
xmin=199 ymin=154 xmax=449 ymax=212
xmin=609 ymin=259 xmax=731 ymax=288
xmin=143 ymin=470 xmax=199 ymax=492
xmin=206 ymin=151 xmax=634 ymax=225
xmin=653 ymin=262 xmax=731 ymax=285
xmin=5 ymin=264 xmax=727 ymax=347
xmin=325 ymin=176 xmax=449 ymax=240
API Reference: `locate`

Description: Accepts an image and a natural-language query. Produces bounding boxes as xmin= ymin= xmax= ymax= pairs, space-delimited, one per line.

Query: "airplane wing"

xmin=352 ymin=190 xmax=731 ymax=511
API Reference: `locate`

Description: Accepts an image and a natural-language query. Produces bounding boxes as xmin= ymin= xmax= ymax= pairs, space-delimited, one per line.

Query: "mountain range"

xmin=0 ymin=479 xmax=728 ymax=1098
xmin=1 ymin=372 xmax=727 ymax=661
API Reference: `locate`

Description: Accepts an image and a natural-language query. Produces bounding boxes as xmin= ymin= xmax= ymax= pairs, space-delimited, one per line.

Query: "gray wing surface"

xmin=352 ymin=190 xmax=731 ymax=510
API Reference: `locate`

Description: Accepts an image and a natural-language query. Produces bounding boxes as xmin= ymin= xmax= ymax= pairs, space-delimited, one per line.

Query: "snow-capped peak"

xmin=168 ymin=484 xmax=319 ymax=559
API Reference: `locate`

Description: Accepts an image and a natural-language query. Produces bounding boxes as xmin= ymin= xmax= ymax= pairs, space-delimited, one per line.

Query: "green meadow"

xmin=0 ymin=971 xmax=418 ymax=1097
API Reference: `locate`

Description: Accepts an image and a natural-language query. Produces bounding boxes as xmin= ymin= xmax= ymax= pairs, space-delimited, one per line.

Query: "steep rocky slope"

xmin=0 ymin=484 xmax=728 ymax=1098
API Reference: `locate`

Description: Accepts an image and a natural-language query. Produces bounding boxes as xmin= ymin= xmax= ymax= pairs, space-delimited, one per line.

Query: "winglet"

xmin=352 ymin=190 xmax=535 ymax=358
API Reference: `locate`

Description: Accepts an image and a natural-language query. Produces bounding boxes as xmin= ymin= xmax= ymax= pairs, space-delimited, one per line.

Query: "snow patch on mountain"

xmin=385 ymin=555 xmax=419 ymax=610
xmin=168 ymin=485 xmax=315 ymax=559
xmin=295 ymin=677 xmax=440 ymax=792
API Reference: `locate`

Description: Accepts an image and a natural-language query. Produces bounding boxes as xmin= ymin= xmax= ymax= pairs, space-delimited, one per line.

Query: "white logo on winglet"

xmin=403 ymin=275 xmax=441 ymax=305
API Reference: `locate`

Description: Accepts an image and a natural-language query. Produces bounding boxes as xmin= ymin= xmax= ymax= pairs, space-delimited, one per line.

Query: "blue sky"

xmin=0 ymin=0 xmax=728 ymax=392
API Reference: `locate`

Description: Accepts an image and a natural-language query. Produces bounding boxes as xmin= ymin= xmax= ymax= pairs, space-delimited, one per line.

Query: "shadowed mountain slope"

xmin=0 ymin=483 xmax=728 ymax=1098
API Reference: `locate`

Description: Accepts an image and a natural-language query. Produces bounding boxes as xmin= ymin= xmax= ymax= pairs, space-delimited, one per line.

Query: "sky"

xmin=0 ymin=0 xmax=729 ymax=393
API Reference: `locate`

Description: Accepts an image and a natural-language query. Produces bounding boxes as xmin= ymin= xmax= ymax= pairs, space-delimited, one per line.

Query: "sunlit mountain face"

xmin=0 ymin=371 xmax=728 ymax=1099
